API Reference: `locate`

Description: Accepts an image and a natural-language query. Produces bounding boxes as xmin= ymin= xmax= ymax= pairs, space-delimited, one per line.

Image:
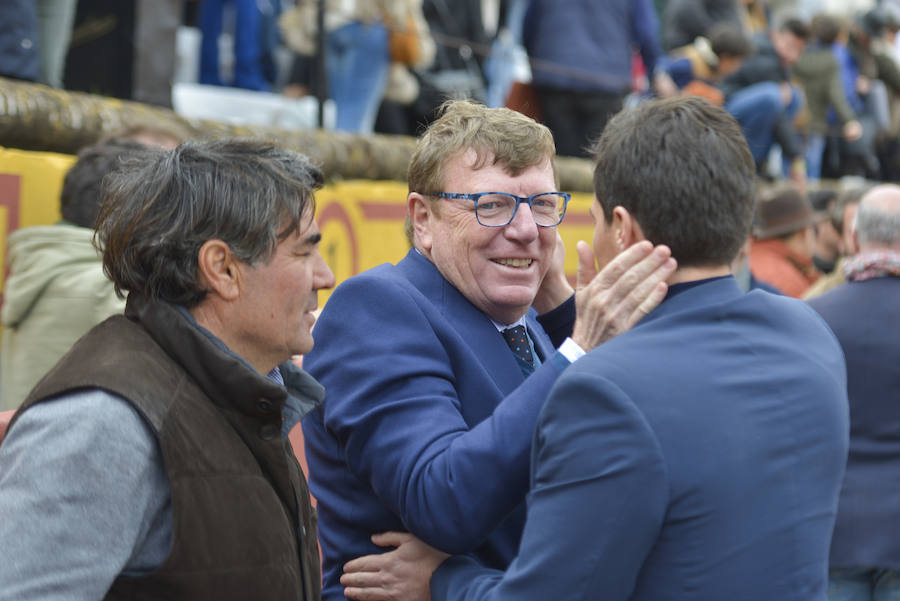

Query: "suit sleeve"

xmin=535 ymin=294 xmax=576 ymax=349
xmin=304 ymin=276 xmax=566 ymax=553
xmin=631 ymin=0 xmax=662 ymax=75
xmin=431 ymin=370 xmax=669 ymax=601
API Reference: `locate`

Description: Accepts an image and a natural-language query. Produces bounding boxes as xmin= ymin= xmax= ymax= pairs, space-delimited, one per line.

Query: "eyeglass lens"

xmin=476 ymin=193 xmax=566 ymax=226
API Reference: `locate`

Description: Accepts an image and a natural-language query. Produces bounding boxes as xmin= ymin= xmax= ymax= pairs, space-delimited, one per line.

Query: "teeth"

xmin=494 ymin=258 xmax=533 ymax=267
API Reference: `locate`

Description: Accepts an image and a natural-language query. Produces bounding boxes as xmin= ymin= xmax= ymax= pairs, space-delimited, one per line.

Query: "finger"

xmin=593 ymin=249 xmax=674 ymax=330
xmin=619 ymin=257 xmax=677 ymax=328
xmin=344 ymin=586 xmax=389 ymax=601
xmin=371 ymin=531 xmax=412 ymax=548
xmin=344 ymin=554 xmax=387 ymax=574
xmin=341 ymin=571 xmax=385 ymax=588
xmin=575 ymin=240 xmax=597 ymax=290
xmin=592 ymin=241 xmax=661 ymax=294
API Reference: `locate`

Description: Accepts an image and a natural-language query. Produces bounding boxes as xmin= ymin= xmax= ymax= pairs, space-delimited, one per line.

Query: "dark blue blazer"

xmin=808 ymin=276 xmax=900 ymax=570
xmin=433 ymin=276 xmax=849 ymax=601
xmin=303 ymin=249 xmax=573 ymax=600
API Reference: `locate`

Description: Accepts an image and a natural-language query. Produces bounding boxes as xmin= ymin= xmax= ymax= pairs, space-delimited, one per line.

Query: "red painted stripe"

xmin=358 ymin=202 xmax=407 ymax=220
xmin=0 ymin=174 xmax=22 ymax=308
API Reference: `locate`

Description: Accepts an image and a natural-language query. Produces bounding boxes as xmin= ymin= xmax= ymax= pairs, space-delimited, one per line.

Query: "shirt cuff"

xmin=557 ymin=337 xmax=586 ymax=364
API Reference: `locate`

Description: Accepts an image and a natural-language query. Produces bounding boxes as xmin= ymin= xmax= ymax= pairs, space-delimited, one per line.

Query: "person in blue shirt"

xmin=522 ymin=0 xmax=663 ymax=157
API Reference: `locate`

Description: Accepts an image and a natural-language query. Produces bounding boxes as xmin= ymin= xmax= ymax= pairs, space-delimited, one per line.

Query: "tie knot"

xmin=502 ymin=325 xmax=534 ymax=365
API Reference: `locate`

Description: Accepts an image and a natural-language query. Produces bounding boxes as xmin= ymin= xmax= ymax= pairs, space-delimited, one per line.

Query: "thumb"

xmin=371 ymin=531 xmax=412 ymax=548
xmin=575 ymin=241 xmax=597 ymax=290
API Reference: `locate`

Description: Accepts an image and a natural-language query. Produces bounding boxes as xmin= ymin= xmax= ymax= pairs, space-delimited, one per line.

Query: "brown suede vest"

xmin=12 ymin=296 xmax=322 ymax=601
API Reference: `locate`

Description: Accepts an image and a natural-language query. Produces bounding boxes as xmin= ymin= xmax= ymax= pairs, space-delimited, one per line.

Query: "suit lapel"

xmin=398 ymin=250 xmax=531 ymax=395
xmin=526 ymin=312 xmax=554 ymax=362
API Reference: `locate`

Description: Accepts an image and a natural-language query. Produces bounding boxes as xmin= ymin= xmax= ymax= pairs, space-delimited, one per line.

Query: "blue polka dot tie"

xmin=502 ymin=325 xmax=534 ymax=366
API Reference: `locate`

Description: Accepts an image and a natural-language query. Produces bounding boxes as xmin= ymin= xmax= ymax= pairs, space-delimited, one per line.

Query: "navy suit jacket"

xmin=808 ymin=276 xmax=900 ymax=570
xmin=303 ymin=249 xmax=574 ymax=600
xmin=433 ymin=276 xmax=849 ymax=601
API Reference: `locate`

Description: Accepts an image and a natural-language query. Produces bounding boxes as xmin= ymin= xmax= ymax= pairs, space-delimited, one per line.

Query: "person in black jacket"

xmin=722 ymin=16 xmax=810 ymax=180
xmin=661 ymin=0 xmax=745 ymax=51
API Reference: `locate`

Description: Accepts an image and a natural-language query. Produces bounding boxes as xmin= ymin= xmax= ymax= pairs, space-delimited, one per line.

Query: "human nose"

xmin=314 ymin=252 xmax=336 ymax=290
xmin=504 ymin=201 xmax=540 ymax=241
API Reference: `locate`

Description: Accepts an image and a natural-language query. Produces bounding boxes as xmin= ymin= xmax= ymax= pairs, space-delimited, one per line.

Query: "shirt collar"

xmin=173 ymin=305 xmax=319 ymax=438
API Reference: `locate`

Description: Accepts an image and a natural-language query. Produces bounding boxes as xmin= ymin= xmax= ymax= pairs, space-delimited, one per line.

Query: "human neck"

xmin=189 ymin=303 xmax=276 ymax=375
xmin=667 ymin=264 xmax=732 ymax=286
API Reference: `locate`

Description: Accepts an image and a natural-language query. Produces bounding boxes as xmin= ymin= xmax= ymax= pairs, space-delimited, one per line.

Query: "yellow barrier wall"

xmin=0 ymin=148 xmax=75 ymax=303
xmin=1 ymin=148 xmax=597 ymax=306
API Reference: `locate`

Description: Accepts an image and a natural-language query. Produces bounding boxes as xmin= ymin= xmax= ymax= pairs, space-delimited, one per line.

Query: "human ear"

xmin=196 ymin=239 xmax=241 ymax=301
xmin=612 ymin=206 xmax=646 ymax=251
xmin=408 ymin=193 xmax=434 ymax=252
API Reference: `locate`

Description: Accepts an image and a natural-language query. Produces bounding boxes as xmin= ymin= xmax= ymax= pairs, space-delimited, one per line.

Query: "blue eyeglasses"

xmin=429 ymin=192 xmax=571 ymax=227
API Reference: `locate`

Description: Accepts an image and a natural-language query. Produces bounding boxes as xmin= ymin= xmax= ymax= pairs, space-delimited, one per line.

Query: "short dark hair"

xmin=808 ymin=188 xmax=838 ymax=213
xmin=591 ymin=96 xmax=756 ymax=267
xmin=810 ymin=14 xmax=842 ymax=45
xmin=830 ymin=186 xmax=870 ymax=232
xmin=95 ymin=138 xmax=324 ymax=307
xmin=709 ymin=24 xmax=752 ymax=58
xmin=60 ymin=138 xmax=150 ymax=228
xmin=779 ymin=16 xmax=811 ymax=41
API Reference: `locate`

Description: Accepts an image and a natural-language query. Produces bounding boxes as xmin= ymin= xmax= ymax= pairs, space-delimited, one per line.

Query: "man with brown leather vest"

xmin=0 ymin=138 xmax=335 ymax=600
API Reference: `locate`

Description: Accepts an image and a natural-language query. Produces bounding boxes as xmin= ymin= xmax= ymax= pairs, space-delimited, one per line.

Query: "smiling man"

xmin=302 ymin=100 xmax=676 ymax=600
xmin=0 ymin=139 xmax=334 ymax=600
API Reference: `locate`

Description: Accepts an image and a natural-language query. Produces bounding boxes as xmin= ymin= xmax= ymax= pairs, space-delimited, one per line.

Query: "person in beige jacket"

xmin=0 ymin=139 xmax=147 ymax=409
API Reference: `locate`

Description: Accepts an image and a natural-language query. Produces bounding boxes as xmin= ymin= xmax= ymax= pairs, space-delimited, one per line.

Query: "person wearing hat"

xmin=749 ymin=186 xmax=821 ymax=297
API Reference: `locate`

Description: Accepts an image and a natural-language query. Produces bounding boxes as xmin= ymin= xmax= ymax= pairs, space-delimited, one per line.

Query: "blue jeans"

xmin=829 ymin=568 xmax=900 ymax=601
xmin=806 ymin=133 xmax=827 ymax=180
xmin=327 ymin=21 xmax=389 ymax=133
xmin=199 ymin=0 xmax=269 ymax=90
xmin=726 ymin=81 xmax=802 ymax=165
xmin=484 ymin=0 xmax=528 ymax=108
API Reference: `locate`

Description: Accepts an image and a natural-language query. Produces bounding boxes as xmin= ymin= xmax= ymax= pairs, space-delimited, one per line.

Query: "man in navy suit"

xmin=341 ymin=97 xmax=850 ymax=601
xmin=302 ymin=100 xmax=677 ymax=600
xmin=808 ymin=185 xmax=900 ymax=601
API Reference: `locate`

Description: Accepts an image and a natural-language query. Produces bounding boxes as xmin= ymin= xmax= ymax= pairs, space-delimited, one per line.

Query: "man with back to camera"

xmin=807 ymin=185 xmax=900 ymax=601
xmin=341 ymin=96 xmax=850 ymax=601
xmin=0 ymin=139 xmax=334 ymax=600
xmin=301 ymin=99 xmax=677 ymax=600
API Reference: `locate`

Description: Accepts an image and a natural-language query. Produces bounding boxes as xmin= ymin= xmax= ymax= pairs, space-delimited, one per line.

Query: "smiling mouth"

xmin=492 ymin=258 xmax=534 ymax=268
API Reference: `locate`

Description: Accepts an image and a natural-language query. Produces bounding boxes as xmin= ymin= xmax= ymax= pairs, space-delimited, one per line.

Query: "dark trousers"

xmin=534 ymin=86 xmax=625 ymax=158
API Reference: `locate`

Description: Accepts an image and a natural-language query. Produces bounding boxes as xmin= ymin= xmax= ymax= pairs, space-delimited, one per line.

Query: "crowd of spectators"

xmin=7 ymin=0 xmax=900 ymax=186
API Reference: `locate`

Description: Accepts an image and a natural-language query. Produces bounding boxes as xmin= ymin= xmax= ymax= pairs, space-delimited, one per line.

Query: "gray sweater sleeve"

xmin=0 ymin=389 xmax=172 ymax=600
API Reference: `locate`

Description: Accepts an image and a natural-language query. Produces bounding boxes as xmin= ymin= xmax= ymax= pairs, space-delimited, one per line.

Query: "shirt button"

xmin=21 ymin=38 xmax=33 ymax=50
